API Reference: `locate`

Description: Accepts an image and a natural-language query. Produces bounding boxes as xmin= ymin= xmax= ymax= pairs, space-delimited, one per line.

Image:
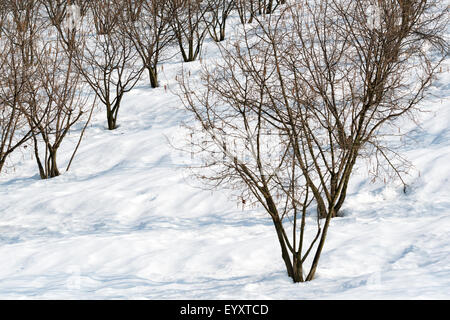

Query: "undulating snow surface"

xmin=0 ymin=18 xmax=449 ymax=300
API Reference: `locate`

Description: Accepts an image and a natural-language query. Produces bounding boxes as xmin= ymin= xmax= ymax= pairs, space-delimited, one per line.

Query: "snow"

xmin=0 ymin=15 xmax=449 ymax=300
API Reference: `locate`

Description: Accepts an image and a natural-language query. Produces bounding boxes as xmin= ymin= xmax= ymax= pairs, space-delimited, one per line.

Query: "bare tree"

xmin=204 ymin=0 xmax=235 ymax=42
xmin=119 ymin=0 xmax=174 ymax=88
xmin=235 ymin=0 xmax=279 ymax=24
xmin=24 ymin=30 xmax=93 ymax=179
xmin=178 ymin=0 xmax=448 ymax=282
xmin=74 ymin=0 xmax=90 ymax=17
xmin=0 ymin=44 xmax=31 ymax=173
xmin=0 ymin=16 xmax=31 ymax=172
xmin=0 ymin=0 xmax=44 ymax=173
xmin=45 ymin=0 xmax=143 ymax=130
xmin=168 ymin=0 xmax=210 ymax=62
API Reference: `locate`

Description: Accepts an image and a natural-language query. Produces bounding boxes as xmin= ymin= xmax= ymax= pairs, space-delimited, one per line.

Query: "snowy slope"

xmin=0 ymin=18 xmax=449 ymax=299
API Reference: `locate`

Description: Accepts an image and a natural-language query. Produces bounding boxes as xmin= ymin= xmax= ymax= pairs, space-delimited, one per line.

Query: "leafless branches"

xmin=204 ymin=0 xmax=235 ymax=42
xmin=0 ymin=0 xmax=44 ymax=173
xmin=168 ymin=0 xmax=210 ymax=62
xmin=119 ymin=0 xmax=174 ymax=88
xmin=81 ymin=0 xmax=143 ymax=130
xmin=24 ymin=32 xmax=93 ymax=179
xmin=179 ymin=0 xmax=448 ymax=282
xmin=0 ymin=0 xmax=94 ymax=178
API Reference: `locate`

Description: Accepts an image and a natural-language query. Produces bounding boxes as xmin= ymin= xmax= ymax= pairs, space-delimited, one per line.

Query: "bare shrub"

xmin=204 ymin=0 xmax=235 ymax=42
xmin=119 ymin=0 xmax=174 ymax=88
xmin=0 ymin=0 xmax=43 ymax=173
xmin=179 ymin=0 xmax=448 ymax=282
xmin=44 ymin=0 xmax=143 ymax=130
xmin=168 ymin=0 xmax=210 ymax=62
xmin=24 ymin=33 xmax=94 ymax=179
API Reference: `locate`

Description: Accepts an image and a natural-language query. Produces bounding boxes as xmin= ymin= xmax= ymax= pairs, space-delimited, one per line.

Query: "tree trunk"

xmin=266 ymin=0 xmax=274 ymax=14
xmin=292 ymin=255 xmax=304 ymax=283
xmin=32 ymin=135 xmax=47 ymax=179
xmin=106 ymin=107 xmax=117 ymax=130
xmin=220 ymin=26 xmax=226 ymax=42
xmin=148 ymin=67 xmax=158 ymax=88
xmin=49 ymin=149 xmax=60 ymax=178
xmin=272 ymin=216 xmax=295 ymax=279
xmin=188 ymin=38 xmax=194 ymax=62
xmin=306 ymin=207 xmax=334 ymax=281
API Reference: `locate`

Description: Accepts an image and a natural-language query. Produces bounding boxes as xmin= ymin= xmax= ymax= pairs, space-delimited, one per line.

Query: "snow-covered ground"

xmin=0 ymin=17 xmax=449 ymax=299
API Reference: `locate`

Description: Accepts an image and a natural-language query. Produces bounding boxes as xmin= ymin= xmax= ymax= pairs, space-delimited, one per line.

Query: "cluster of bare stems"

xmin=41 ymin=0 xmax=241 ymax=129
xmin=235 ymin=0 xmax=286 ymax=24
xmin=0 ymin=0 xmax=94 ymax=178
xmin=1 ymin=0 xmax=241 ymax=177
xmin=179 ymin=0 xmax=448 ymax=282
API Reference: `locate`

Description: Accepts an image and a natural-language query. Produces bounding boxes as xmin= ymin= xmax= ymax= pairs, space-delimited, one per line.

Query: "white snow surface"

xmin=0 ymin=22 xmax=449 ymax=300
